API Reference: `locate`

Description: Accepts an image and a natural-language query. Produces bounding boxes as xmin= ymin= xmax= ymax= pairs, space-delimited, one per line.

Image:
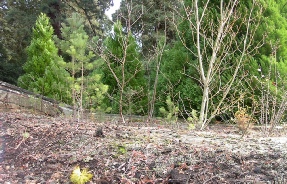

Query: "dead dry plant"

xmin=234 ymin=107 xmax=254 ymax=133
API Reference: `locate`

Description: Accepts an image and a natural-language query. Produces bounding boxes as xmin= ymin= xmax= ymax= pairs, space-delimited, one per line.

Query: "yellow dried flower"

xmin=70 ymin=166 xmax=93 ymax=184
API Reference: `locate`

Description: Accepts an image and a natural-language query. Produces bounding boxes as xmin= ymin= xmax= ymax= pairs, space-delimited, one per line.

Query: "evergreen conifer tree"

xmin=56 ymin=13 xmax=108 ymax=118
xmin=18 ymin=13 xmax=70 ymax=102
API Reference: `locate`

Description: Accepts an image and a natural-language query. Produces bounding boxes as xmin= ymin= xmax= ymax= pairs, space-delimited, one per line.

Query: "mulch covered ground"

xmin=1 ymin=109 xmax=287 ymax=183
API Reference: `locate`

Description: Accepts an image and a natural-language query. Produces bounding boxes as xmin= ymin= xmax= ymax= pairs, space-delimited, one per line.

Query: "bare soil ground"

xmin=1 ymin=108 xmax=287 ymax=184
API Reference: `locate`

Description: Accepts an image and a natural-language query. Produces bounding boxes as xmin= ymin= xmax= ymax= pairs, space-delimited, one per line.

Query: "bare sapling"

xmin=257 ymin=49 xmax=287 ymax=134
xmin=173 ymin=0 xmax=263 ymax=129
xmin=94 ymin=1 xmax=145 ymax=123
xmin=146 ymin=24 xmax=168 ymax=123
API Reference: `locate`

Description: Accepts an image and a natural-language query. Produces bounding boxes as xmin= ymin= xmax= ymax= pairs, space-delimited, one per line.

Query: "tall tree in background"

xmin=62 ymin=0 xmax=113 ymax=37
xmin=41 ymin=0 xmax=63 ymax=39
xmin=155 ymin=41 xmax=202 ymax=118
xmin=0 ymin=43 xmax=17 ymax=84
xmin=0 ymin=0 xmax=66 ymax=83
xmin=18 ymin=13 xmax=70 ymax=102
xmin=0 ymin=0 xmax=41 ymax=83
xmin=0 ymin=3 xmax=17 ymax=85
xmin=113 ymin=0 xmax=180 ymax=121
xmin=113 ymin=0 xmax=177 ymax=56
xmin=0 ymin=0 xmax=113 ymax=85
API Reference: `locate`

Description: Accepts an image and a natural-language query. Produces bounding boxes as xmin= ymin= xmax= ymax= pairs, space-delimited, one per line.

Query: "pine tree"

xmin=56 ymin=13 xmax=108 ymax=118
xmin=18 ymin=13 xmax=70 ymax=102
xmin=238 ymin=0 xmax=287 ymax=125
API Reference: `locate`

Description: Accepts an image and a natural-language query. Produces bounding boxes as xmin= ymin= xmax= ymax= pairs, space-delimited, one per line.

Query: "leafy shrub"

xmin=159 ymin=95 xmax=179 ymax=123
xmin=187 ymin=109 xmax=198 ymax=129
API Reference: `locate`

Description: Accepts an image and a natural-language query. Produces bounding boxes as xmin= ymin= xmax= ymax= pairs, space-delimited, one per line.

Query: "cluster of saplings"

xmin=17 ymin=13 xmax=154 ymax=119
xmin=15 ymin=0 xmax=287 ymax=129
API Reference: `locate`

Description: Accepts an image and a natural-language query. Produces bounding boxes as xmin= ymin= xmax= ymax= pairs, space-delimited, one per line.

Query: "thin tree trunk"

xmin=72 ymin=56 xmax=76 ymax=119
xmin=199 ymin=83 xmax=209 ymax=128
xmin=147 ymin=60 xmax=161 ymax=123
xmin=80 ymin=61 xmax=84 ymax=120
xmin=194 ymin=0 xmax=206 ymax=126
xmin=119 ymin=86 xmax=125 ymax=123
xmin=120 ymin=45 xmax=127 ymax=123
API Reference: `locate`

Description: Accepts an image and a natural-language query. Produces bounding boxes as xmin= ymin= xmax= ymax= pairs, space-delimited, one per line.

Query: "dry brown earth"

xmin=1 ymin=107 xmax=287 ymax=183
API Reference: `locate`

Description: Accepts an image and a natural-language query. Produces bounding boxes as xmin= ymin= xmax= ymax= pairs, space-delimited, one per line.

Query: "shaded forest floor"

xmin=1 ymin=108 xmax=287 ymax=183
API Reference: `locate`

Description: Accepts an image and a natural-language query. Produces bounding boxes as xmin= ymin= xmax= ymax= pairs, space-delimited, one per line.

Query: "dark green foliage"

xmin=155 ymin=42 xmax=202 ymax=116
xmin=2 ymin=0 xmax=287 ymax=123
xmin=0 ymin=0 xmax=113 ymax=85
xmin=257 ymin=0 xmax=287 ymax=60
xmin=113 ymin=0 xmax=177 ymax=56
xmin=61 ymin=0 xmax=113 ymax=37
xmin=244 ymin=0 xmax=287 ymax=110
xmin=41 ymin=0 xmax=63 ymax=39
xmin=0 ymin=0 xmax=41 ymax=82
xmin=0 ymin=43 xmax=21 ymax=84
xmin=157 ymin=0 xmax=265 ymax=122
xmin=101 ymin=21 xmax=147 ymax=115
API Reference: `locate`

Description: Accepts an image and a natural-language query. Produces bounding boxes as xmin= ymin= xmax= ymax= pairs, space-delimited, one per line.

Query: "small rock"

xmin=94 ymin=127 xmax=104 ymax=137
xmin=253 ymin=167 xmax=261 ymax=174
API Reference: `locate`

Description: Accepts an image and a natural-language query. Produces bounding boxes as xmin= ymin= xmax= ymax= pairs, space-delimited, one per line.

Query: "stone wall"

xmin=0 ymin=81 xmax=61 ymax=116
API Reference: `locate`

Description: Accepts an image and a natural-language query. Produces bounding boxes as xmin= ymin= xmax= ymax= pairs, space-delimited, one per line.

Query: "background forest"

xmin=1 ymin=0 xmax=287 ymax=129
